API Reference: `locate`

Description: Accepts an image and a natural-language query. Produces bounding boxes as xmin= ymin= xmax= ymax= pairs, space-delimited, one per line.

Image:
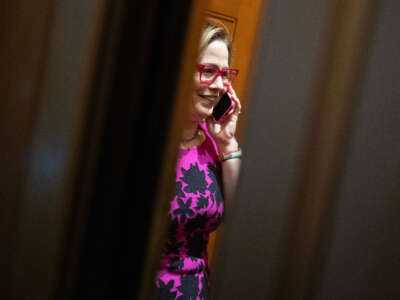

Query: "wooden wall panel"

xmin=205 ymin=10 xmax=237 ymax=41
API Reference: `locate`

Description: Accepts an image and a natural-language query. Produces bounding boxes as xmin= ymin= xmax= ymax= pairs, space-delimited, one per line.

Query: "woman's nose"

xmin=209 ymin=74 xmax=225 ymax=90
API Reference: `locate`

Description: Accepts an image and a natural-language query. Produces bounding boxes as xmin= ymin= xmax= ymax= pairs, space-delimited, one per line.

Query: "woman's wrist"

xmin=218 ymin=139 xmax=239 ymax=157
xmin=219 ymin=147 xmax=242 ymax=162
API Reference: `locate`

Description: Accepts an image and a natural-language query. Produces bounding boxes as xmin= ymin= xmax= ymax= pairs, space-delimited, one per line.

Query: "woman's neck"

xmin=181 ymin=121 xmax=199 ymax=141
xmin=180 ymin=121 xmax=205 ymax=149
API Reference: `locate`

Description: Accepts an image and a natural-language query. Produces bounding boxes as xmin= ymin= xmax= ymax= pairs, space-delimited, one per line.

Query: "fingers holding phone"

xmin=211 ymin=87 xmax=241 ymax=123
xmin=207 ymin=86 xmax=241 ymax=144
xmin=212 ymin=92 xmax=235 ymax=123
xmin=227 ymin=86 xmax=241 ymax=117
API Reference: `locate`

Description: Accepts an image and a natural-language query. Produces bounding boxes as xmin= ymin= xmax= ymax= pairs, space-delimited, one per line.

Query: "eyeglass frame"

xmin=197 ymin=64 xmax=239 ymax=87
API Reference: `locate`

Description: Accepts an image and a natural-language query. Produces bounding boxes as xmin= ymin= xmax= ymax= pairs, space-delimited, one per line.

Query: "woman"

xmin=155 ymin=20 xmax=242 ymax=299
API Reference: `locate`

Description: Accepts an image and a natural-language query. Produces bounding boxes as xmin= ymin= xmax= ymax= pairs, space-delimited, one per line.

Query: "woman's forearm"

xmin=221 ymin=156 xmax=241 ymax=215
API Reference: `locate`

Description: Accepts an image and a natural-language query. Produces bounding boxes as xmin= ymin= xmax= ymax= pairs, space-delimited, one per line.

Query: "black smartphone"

xmin=212 ymin=92 xmax=235 ymax=122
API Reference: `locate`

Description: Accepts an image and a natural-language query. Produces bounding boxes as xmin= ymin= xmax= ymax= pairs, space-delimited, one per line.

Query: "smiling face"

xmin=190 ymin=40 xmax=230 ymax=122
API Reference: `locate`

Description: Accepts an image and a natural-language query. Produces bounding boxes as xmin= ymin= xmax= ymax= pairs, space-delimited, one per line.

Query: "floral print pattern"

xmin=156 ymin=126 xmax=223 ymax=300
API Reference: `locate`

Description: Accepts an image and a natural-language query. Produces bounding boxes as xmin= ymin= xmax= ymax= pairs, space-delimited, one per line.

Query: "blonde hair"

xmin=199 ymin=19 xmax=233 ymax=64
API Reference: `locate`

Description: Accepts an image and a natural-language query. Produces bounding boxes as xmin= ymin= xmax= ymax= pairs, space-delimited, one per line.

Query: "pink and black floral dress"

xmin=155 ymin=124 xmax=224 ymax=300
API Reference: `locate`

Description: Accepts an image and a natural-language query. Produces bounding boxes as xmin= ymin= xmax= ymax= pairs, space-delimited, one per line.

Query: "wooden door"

xmin=205 ymin=0 xmax=264 ymax=107
xmin=205 ymin=0 xmax=265 ymax=266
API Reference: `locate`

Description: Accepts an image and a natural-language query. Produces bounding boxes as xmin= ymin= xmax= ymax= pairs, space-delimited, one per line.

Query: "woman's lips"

xmin=199 ymin=94 xmax=219 ymax=102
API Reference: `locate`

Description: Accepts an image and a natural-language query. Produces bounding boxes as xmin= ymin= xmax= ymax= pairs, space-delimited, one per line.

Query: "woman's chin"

xmin=189 ymin=97 xmax=217 ymax=122
xmin=191 ymin=109 xmax=212 ymax=123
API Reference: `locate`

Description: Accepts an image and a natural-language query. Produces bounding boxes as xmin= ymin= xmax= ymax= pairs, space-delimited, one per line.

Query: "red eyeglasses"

xmin=197 ymin=64 xmax=239 ymax=87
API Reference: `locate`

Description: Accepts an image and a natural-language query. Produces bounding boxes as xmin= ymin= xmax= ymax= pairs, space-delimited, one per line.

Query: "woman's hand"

xmin=206 ymin=86 xmax=242 ymax=154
